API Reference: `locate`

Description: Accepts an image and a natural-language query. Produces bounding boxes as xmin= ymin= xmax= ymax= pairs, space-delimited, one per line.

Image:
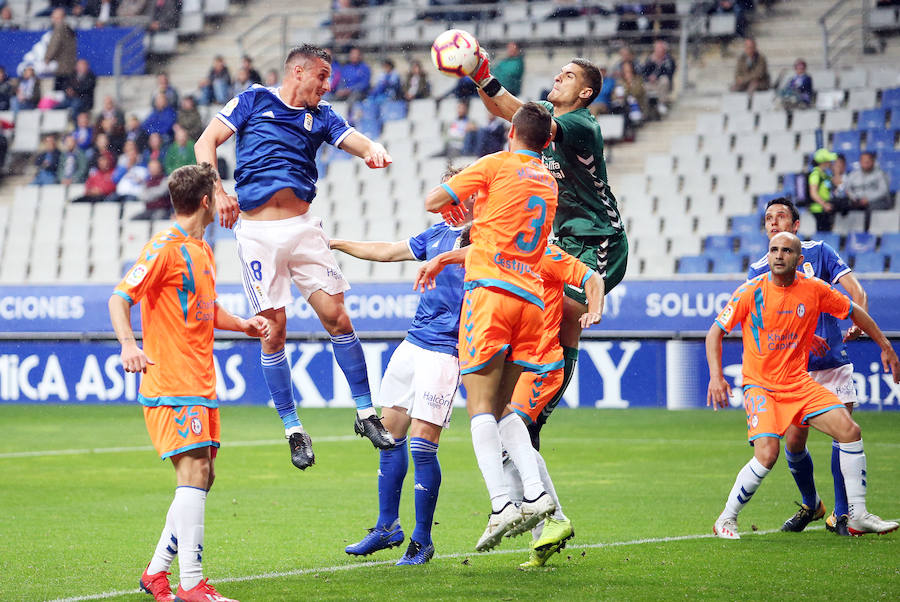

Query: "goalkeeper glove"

xmin=468 ymin=48 xmax=505 ymax=97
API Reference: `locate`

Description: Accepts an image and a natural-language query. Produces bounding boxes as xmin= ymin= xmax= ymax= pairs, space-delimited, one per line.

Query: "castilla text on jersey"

xmin=493 ymin=253 xmax=535 ymax=275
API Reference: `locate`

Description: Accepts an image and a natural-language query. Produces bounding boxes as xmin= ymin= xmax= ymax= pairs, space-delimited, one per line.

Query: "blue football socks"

xmin=261 ymin=349 xmax=301 ymax=430
xmin=410 ymin=437 xmax=441 ymax=546
xmin=377 ymin=437 xmax=408 ymax=530
xmin=785 ymin=446 xmax=818 ymax=509
xmin=831 ymin=441 xmax=849 ymax=517
xmin=331 ymin=332 xmax=373 ymax=412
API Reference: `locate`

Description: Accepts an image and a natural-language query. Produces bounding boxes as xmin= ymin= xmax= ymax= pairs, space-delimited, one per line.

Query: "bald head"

xmin=768 ymin=231 xmax=803 ymax=280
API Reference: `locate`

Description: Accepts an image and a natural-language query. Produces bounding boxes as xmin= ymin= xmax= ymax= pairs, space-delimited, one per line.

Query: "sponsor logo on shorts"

xmin=423 ymin=391 xmax=452 ymax=409
xmin=326 ymin=268 xmax=344 ymax=280
xmin=126 ymin=264 xmax=147 ymax=286
xmin=190 ymin=417 xmax=203 ymax=435
xmin=797 ymin=303 xmax=805 ymax=317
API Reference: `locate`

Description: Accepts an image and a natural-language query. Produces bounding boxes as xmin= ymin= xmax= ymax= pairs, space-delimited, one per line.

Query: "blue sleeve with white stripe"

xmin=408 ymin=226 xmax=434 ymax=261
xmin=819 ymin=242 xmax=850 ymax=283
xmin=216 ymin=89 xmax=257 ymax=132
xmin=322 ymin=105 xmax=354 ymax=147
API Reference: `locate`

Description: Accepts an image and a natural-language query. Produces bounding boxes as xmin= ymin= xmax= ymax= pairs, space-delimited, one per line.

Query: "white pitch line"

xmin=46 ymin=524 xmax=833 ymax=602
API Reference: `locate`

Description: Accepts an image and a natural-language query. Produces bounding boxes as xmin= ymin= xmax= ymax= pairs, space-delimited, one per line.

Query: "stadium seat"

xmin=890 ymin=252 xmax=900 ymax=271
xmin=734 ymin=132 xmax=765 ymax=154
xmin=738 ymin=233 xmax=768 ymax=256
xmin=668 ymin=233 xmax=702 ymax=257
xmin=791 ymin=110 xmax=821 ymax=132
xmin=381 ymin=100 xmax=408 ymax=121
xmin=809 ymin=70 xmax=837 ymax=89
xmin=670 ymin=134 xmax=700 ymax=154
xmin=747 ymin=171 xmax=778 ymax=195
xmin=766 ymin=130 xmax=797 ymax=152
xmin=708 ymin=153 xmax=739 ymax=176
xmin=832 ymin=212 xmax=866 ymax=235
xmin=677 ymin=255 xmax=710 ymax=274
xmin=838 ymin=69 xmax=867 ymax=89
xmin=882 ymin=87 xmax=900 ymax=111
xmin=816 ymin=90 xmax=846 ymax=111
xmin=741 ymin=151 xmax=771 ymax=173
xmin=751 ymin=90 xmax=777 ymax=112
xmin=866 ymin=129 xmax=896 ymax=151
xmin=663 ymin=210 xmax=695 ymax=235
xmin=813 ymin=231 xmax=842 ymax=251
xmin=695 ymin=211 xmax=728 ymax=236
xmin=730 ymin=214 xmax=761 ymax=235
xmin=880 ymin=231 xmax=900 ymax=253
xmin=644 ymin=153 xmax=674 ymax=174
xmin=696 ymin=113 xmax=725 ymax=134
xmin=719 ymin=189 xmax=752 ymax=214
xmin=858 ymin=109 xmax=887 ymax=131
xmin=846 ymin=89 xmax=877 ymax=111
xmin=846 ymin=231 xmax=876 ymax=255
xmin=711 ymin=254 xmax=744 ymax=274
xmin=647 ymin=174 xmax=680 ymax=198
xmin=831 ymin=130 xmax=862 ymax=153
xmin=852 ymin=252 xmax=886 ymax=273
xmin=867 ymin=209 xmax=900 ymax=235
xmin=704 ymin=234 xmax=735 ymax=253
xmin=721 ymin=92 xmax=749 ymax=113
xmin=727 ymin=111 xmax=756 ymax=134
xmin=677 ymin=152 xmax=707 ymax=176
xmin=823 ymin=110 xmax=854 ymax=133
xmin=755 ymin=192 xmax=783 ymax=212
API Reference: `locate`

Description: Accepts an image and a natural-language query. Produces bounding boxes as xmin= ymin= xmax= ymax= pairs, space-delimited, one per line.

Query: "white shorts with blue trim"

xmin=378 ymin=340 xmax=460 ymax=429
xmin=810 ymin=364 xmax=858 ymax=407
xmin=234 ymin=213 xmax=349 ymax=313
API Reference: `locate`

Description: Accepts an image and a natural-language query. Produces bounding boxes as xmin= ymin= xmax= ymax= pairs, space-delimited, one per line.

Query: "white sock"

xmin=503 ymin=456 xmax=524 ymax=504
xmin=357 ymin=407 xmax=377 ymax=419
xmin=535 ymin=451 xmax=566 ymax=521
xmin=147 ymin=497 xmax=178 ymax=574
xmin=470 ymin=413 xmax=509 ymax=512
xmin=285 ymin=425 xmax=306 ymax=437
xmin=722 ymin=457 xmax=770 ymax=520
xmin=498 ymin=414 xmax=543 ymax=501
xmin=839 ymin=439 xmax=867 ymax=519
xmin=173 ymin=486 xmax=206 ymax=590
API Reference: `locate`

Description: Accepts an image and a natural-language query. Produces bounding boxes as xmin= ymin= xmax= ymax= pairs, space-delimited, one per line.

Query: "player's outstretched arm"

xmin=414 ymin=247 xmax=469 ymax=292
xmin=837 ymin=272 xmax=868 ymax=341
xmin=848 ymin=302 xmax=900 ymax=383
xmin=424 ymin=184 xmax=468 ymax=225
xmin=339 ymin=131 xmax=392 ymax=169
xmin=195 ymin=119 xmax=239 ymax=228
xmin=108 ymin=294 xmax=154 ymax=373
xmin=705 ymin=324 xmax=731 ymax=409
xmin=579 ymin=272 xmax=605 ymax=329
xmin=330 ymin=239 xmax=414 ymax=262
xmin=213 ymin=303 xmax=270 ymax=340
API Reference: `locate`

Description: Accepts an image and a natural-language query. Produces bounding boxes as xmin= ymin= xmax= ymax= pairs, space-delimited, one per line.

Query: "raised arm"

xmin=338 ymin=131 xmax=392 ymax=169
xmin=705 ymin=323 xmax=731 ymax=409
xmin=330 ymin=239 xmax=415 ymax=262
xmin=848 ymin=302 xmax=900 ymax=383
xmin=195 ymin=118 xmax=238 ymax=228
xmin=424 ymin=183 xmax=467 ymax=225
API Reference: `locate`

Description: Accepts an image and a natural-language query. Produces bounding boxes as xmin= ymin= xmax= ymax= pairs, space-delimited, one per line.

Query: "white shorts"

xmin=810 ymin=364 xmax=858 ymax=407
xmin=234 ymin=214 xmax=349 ymax=313
xmin=378 ymin=340 xmax=460 ymax=429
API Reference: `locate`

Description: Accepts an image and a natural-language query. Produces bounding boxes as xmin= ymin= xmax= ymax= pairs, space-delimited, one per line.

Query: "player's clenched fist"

xmin=364 ymin=142 xmax=392 ymax=169
xmin=242 ymin=315 xmax=271 ymax=340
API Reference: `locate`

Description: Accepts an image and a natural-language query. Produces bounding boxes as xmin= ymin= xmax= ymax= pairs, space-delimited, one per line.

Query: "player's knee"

xmin=755 ymin=440 xmax=780 ymax=468
xmin=262 ymin=327 xmax=287 ymax=351
xmin=841 ymin=421 xmax=861 ymax=443
xmin=783 ymin=428 xmax=807 ymax=453
xmin=318 ymin=306 xmax=352 ymax=335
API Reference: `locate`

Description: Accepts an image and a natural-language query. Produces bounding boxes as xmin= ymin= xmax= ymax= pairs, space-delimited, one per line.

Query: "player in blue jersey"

xmin=747 ymin=197 xmax=872 ymax=535
xmin=195 ymin=44 xmax=395 ymax=468
xmin=329 ymin=175 xmax=473 ymax=564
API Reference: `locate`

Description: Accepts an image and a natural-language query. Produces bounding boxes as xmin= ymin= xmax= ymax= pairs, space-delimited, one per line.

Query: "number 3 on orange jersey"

xmin=515 ymin=195 xmax=547 ymax=253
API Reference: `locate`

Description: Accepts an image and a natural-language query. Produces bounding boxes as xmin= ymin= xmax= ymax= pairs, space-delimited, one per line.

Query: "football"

xmin=430 ymin=29 xmax=480 ymax=78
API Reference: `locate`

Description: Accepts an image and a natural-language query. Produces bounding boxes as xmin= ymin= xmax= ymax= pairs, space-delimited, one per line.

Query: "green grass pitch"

xmin=1 ymin=405 xmax=898 ymax=601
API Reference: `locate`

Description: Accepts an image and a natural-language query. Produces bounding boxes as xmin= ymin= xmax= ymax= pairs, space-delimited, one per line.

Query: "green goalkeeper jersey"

xmin=538 ymin=101 xmax=624 ymax=238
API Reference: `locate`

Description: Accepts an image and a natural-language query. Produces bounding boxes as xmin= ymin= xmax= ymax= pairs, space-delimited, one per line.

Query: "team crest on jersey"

xmin=304 ymin=113 xmax=313 ymax=131
xmin=190 ymin=417 xmax=203 ymax=435
xmin=796 ymin=303 xmax=806 ymax=317
xmin=751 ymin=415 xmax=758 ymax=428
xmin=221 ymin=97 xmax=239 ymax=117
xmin=126 ymin=264 xmax=147 ymax=286
xmin=802 ymin=262 xmax=814 ymax=277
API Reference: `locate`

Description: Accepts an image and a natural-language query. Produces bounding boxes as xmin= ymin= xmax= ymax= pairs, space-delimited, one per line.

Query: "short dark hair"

xmin=285 ymin=44 xmax=331 ymax=69
xmin=168 ymin=162 xmax=217 ymax=216
xmin=459 ymin=225 xmax=472 ymax=248
xmin=571 ymin=58 xmax=603 ymax=106
xmin=512 ymin=102 xmax=552 ymax=151
xmin=441 ymin=164 xmax=463 ymax=182
xmin=765 ymin=197 xmax=799 ymax=223
xmin=861 ymin=150 xmax=876 ymax=159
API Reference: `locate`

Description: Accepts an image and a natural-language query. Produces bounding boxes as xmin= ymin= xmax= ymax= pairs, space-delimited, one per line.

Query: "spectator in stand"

xmin=332 ymin=0 xmax=361 ymax=50
xmin=143 ymin=93 xmax=177 ymax=140
xmin=233 ymin=66 xmax=254 ymax=94
xmin=73 ymin=111 xmax=94 ymax=152
xmin=264 ymin=68 xmax=279 ymax=87
xmin=89 ymin=131 xmax=110 ymax=167
xmin=846 ymin=151 xmax=893 ymax=230
xmin=13 ymin=65 xmax=41 ymax=111
xmin=122 ymin=114 xmax=144 ymax=151
xmin=133 ymin=158 xmax=171 ymax=220
xmin=369 ymin=58 xmax=402 ymax=102
xmin=612 ymin=45 xmax=636 ymax=79
xmin=32 ymin=134 xmax=60 ymax=185
xmin=706 ymin=0 xmax=751 ymax=39
xmin=93 ymin=0 xmax=117 ymax=25
xmin=152 ymin=72 xmax=179 ymax=109
xmin=57 ymin=133 xmax=89 ymax=185
xmin=116 ymin=0 xmax=148 ymax=19
xmin=334 ymin=46 xmax=370 ymax=104
xmin=201 ymin=55 xmax=232 ymax=105
xmin=148 ymin=0 xmax=180 ymax=32
xmin=143 ymin=131 xmax=166 ymax=165
xmin=640 ymin=39 xmax=676 ymax=117
xmin=0 ymin=66 xmax=13 ymax=110
xmin=45 ymin=8 xmax=77 ymax=91
xmin=165 ymin=124 xmax=195 ymax=174
xmin=472 ymin=114 xmax=508 ymax=157
xmin=731 ymin=37 xmax=770 ymax=92
xmin=442 ymin=99 xmax=478 ymax=158
xmin=778 ymin=59 xmax=814 ymax=110
xmin=0 ymin=5 xmax=18 ymax=30
xmin=242 ymin=55 xmax=262 ymax=85
xmin=437 ymin=75 xmax=477 ymax=101
xmin=73 ymin=151 xmax=116 ymax=202
xmin=176 ymin=95 xmax=204 ymax=142
xmin=492 ymin=42 xmax=524 ymax=97
xmin=98 ymin=94 xmax=125 ymax=129
xmin=403 ymin=59 xmax=430 ymax=101
xmin=61 ymin=58 xmax=96 ymax=119
xmin=590 ymin=65 xmax=615 ymax=117
xmin=808 ymin=148 xmax=838 ymax=232
xmin=112 ymin=140 xmax=149 ymax=202
xmin=612 ymin=60 xmax=648 ymax=128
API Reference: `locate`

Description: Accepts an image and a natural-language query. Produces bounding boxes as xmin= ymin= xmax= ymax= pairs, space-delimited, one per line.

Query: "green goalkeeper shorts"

xmin=555 ymin=230 xmax=628 ymax=306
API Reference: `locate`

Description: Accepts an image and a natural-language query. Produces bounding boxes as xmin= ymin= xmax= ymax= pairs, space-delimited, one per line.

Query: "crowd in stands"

xmin=0 ymin=0 xmax=182 ymax=31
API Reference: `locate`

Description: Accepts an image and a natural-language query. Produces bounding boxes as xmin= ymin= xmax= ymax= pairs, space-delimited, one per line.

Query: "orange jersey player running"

xmin=424 ymin=101 xmax=562 ymax=552
xmin=109 ymin=163 xmax=270 ymax=602
xmin=706 ymin=232 xmax=899 ymax=539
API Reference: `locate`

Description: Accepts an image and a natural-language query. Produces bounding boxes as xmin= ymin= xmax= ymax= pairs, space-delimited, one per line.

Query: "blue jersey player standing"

xmin=195 ymin=44 xmax=395 ymax=469
xmin=746 ymin=197 xmax=889 ymax=536
xmin=329 ymin=175 xmax=473 ymax=565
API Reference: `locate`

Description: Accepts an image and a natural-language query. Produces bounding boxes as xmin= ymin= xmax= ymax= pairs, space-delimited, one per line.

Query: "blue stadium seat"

xmin=677 ymin=255 xmax=710 ymax=274
xmin=781 ymin=173 xmax=798 ymax=198
xmin=381 ymin=100 xmax=408 ymax=121
xmin=812 ymin=231 xmax=841 ymax=250
xmin=846 ymin=231 xmax=876 ymax=255
xmin=890 ymin=252 xmax=900 ymax=271
xmin=738 ymin=233 xmax=768 ymax=256
xmin=730 ymin=214 xmax=761 ymax=234
xmin=882 ymin=87 xmax=900 ymax=110
xmin=841 ymin=148 xmax=861 ymax=168
xmin=857 ymin=109 xmax=886 ymax=130
xmin=357 ymin=117 xmax=382 ymax=138
xmin=880 ymin=232 xmax=900 ymax=253
xmin=889 ymin=166 xmax=900 ymax=192
xmin=711 ymin=254 xmax=744 ymax=273
xmin=866 ymin=129 xmax=897 ymax=152
xmin=879 ymin=148 xmax=900 ymax=167
xmin=705 ymin=234 xmax=736 ymax=253
xmin=852 ymin=252 xmax=886 ymax=272
xmin=755 ymin=192 xmax=783 ymax=212
xmin=832 ymin=130 xmax=862 ymax=153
